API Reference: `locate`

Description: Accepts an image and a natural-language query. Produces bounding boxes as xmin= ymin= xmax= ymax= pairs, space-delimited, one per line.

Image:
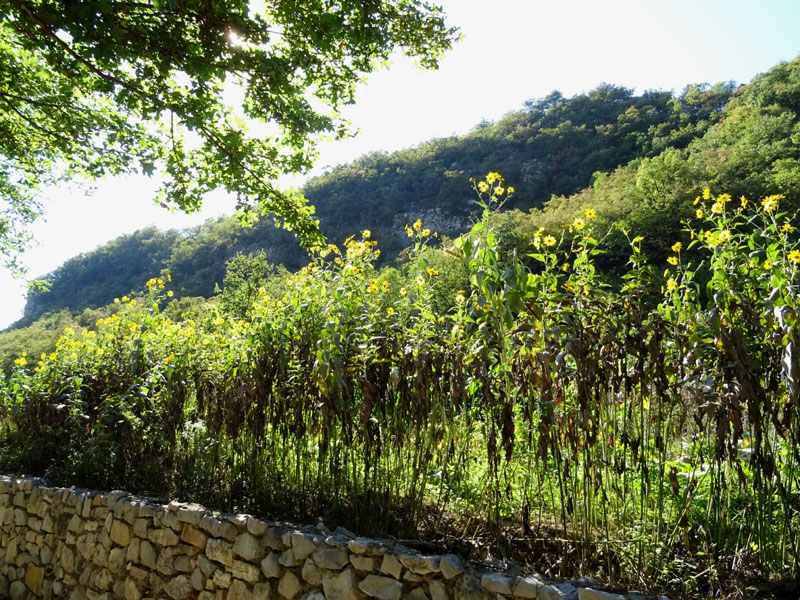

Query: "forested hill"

xmin=12 ymin=77 xmax=745 ymax=328
xmin=301 ymin=81 xmax=735 ymax=259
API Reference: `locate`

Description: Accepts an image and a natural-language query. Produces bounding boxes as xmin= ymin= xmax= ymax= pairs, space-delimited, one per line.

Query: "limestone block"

xmin=206 ymin=538 xmax=234 ymax=567
xmin=156 ymin=548 xmax=177 ymax=576
xmin=97 ymin=527 xmax=112 ymax=549
xmin=346 ymin=538 xmax=371 ymax=554
xmin=24 ymin=563 xmax=44 ymax=596
xmin=139 ymin=541 xmax=157 ymax=570
xmin=323 ymin=535 xmax=349 ymax=548
xmin=104 ymin=508 xmax=114 ymax=532
xmin=178 ymin=542 xmax=202 ymax=559
xmin=200 ymin=515 xmax=238 ymax=541
xmin=127 ymin=565 xmax=149 ymax=581
xmin=322 ymin=568 xmax=360 ymax=600
xmin=126 ymin=537 xmax=141 ymax=564
xmin=440 ymin=555 xmax=465 ymax=580
xmin=136 ymin=503 xmax=157 ymax=518
xmin=93 ymin=507 xmax=111 ymax=520
xmin=379 ymin=554 xmax=402 ymax=580
xmin=191 ymin=567 xmax=206 ymax=591
xmin=301 ymin=558 xmax=323 ymax=586
xmin=228 ymin=579 xmax=253 ymax=600
xmin=539 ymin=583 xmax=577 ymax=600
xmin=9 ymin=580 xmax=28 ymax=600
xmin=133 ymin=518 xmax=150 ymax=539
xmin=481 ymin=573 xmax=513 ymax=595
xmin=79 ymin=563 xmax=94 ymax=587
xmin=228 ymin=514 xmax=249 ymax=530
xmin=92 ymin=567 xmax=114 ymax=591
xmin=176 ymin=504 xmax=206 ymax=526
xmin=108 ymin=547 xmax=126 ymax=574
xmin=455 ymin=574 xmax=491 ymax=600
xmin=181 ymin=524 xmax=209 ymax=549
xmin=231 ymin=559 xmax=261 ymax=583
xmin=428 ymin=580 xmax=449 ymax=600
xmin=81 ymin=495 xmax=93 ymax=518
xmin=400 ymin=555 xmax=440 ymax=575
xmin=577 ymin=590 xmax=625 ymax=600
xmin=14 ymin=509 xmax=28 ymax=527
xmin=262 ymin=526 xmax=289 ymax=550
xmin=513 ymin=575 xmax=543 ymax=598
xmin=174 ymin=554 xmax=194 ymax=573
xmin=41 ymin=514 xmax=56 ymax=534
xmin=121 ymin=503 xmax=139 ymax=527
xmin=246 ymin=518 xmax=268 ymax=537
xmin=149 ymin=528 xmax=180 ymax=547
xmin=149 ymin=571 xmax=167 ymax=595
xmin=84 ymin=519 xmax=100 ymax=533
xmin=290 ymin=533 xmax=316 ymax=561
xmin=197 ymin=553 xmax=217 ymax=577
xmin=76 ymin=533 xmax=97 ymax=560
xmin=407 ymin=587 xmax=430 ymax=600
xmin=358 ymin=574 xmax=403 ymax=600
xmin=212 ymin=569 xmax=232 ymax=589
xmin=110 ymin=520 xmax=133 ymax=546
xmin=161 ymin=511 xmax=181 ymax=531
xmin=350 ymin=555 xmax=374 ymax=572
xmin=261 ymin=552 xmax=281 ymax=578
xmin=5 ymin=538 xmax=18 ymax=564
xmin=233 ymin=532 xmax=265 ymax=561
xmin=60 ymin=545 xmax=76 ymax=573
xmin=124 ymin=577 xmax=142 ymax=600
xmin=164 ymin=574 xmax=193 ymax=600
xmin=279 ymin=549 xmax=301 ymax=568
xmin=312 ymin=546 xmax=349 ymax=570
xmin=277 ymin=571 xmax=302 ymax=600
xmin=105 ymin=490 xmax=129 ymax=510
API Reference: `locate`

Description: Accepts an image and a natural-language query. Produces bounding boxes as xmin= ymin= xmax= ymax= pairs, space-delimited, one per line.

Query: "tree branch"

xmin=14 ymin=1 xmax=146 ymax=97
xmin=0 ymin=90 xmax=70 ymax=111
xmin=0 ymin=95 xmax=72 ymax=145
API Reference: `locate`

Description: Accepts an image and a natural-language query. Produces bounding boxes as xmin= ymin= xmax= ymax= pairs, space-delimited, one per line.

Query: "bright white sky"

xmin=2 ymin=0 xmax=800 ymax=328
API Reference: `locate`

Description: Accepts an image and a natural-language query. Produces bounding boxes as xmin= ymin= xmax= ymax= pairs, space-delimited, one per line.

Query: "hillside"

xmin=12 ymin=80 xmax=738 ymax=327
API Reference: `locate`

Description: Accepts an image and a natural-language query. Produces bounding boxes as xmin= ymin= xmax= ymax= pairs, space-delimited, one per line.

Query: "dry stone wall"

xmin=0 ymin=476 xmax=667 ymax=600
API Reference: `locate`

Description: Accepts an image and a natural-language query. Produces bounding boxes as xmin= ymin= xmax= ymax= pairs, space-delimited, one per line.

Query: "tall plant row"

xmin=2 ymin=176 xmax=799 ymax=593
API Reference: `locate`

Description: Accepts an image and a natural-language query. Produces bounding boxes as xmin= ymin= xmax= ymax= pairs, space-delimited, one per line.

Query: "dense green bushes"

xmin=2 ymin=176 xmax=799 ymax=596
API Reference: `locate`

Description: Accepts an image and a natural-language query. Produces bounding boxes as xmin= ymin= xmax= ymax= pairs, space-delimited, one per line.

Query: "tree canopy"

xmin=0 ymin=0 xmax=457 ymax=268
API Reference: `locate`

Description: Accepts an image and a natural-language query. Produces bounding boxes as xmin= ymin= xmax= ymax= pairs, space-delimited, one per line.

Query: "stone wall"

xmin=0 ymin=475 xmax=664 ymax=600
